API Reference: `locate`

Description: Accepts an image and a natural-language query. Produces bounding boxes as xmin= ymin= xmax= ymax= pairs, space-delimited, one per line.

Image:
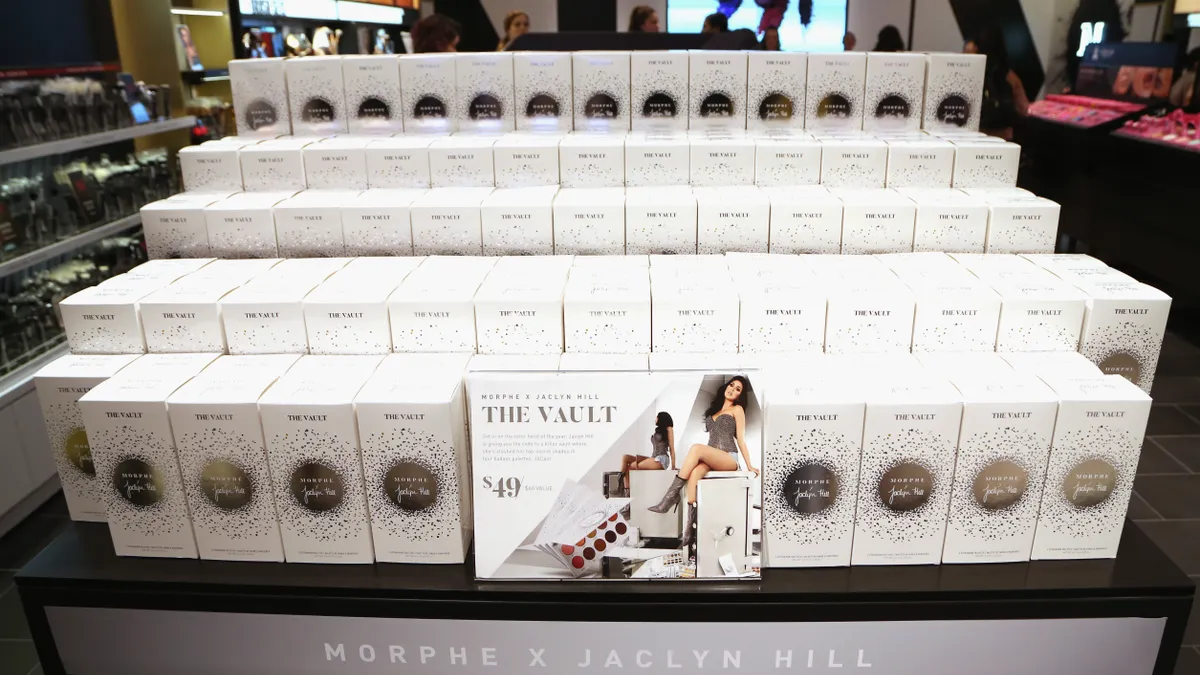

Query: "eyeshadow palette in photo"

xmin=534 ymin=479 xmax=631 ymax=577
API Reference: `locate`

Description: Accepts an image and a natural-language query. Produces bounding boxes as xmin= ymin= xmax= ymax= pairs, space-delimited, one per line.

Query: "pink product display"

xmin=1115 ymin=109 xmax=1200 ymax=152
xmin=1028 ymin=95 xmax=1145 ymax=129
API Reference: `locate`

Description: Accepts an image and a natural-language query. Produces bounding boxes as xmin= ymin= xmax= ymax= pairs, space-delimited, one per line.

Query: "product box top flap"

xmin=366 ymin=137 xmax=439 ymax=150
xmin=957 ymin=187 xmax=1037 ymax=201
xmin=648 ymin=352 xmax=742 ymax=371
xmin=311 ymin=136 xmax=372 ymax=150
xmin=468 ymin=353 xmax=561 ymax=372
xmin=691 ymin=185 xmax=768 ymax=206
xmin=242 ymin=138 xmax=318 ymax=152
xmin=626 ymin=134 xmax=689 ymax=148
xmin=167 ymin=190 xmax=243 ymax=203
xmin=481 ymin=185 xmax=560 ymax=207
xmin=60 ymin=280 xmax=163 ymax=308
xmin=558 ymin=353 xmax=649 ymax=371
xmin=341 ymin=256 xmax=426 ymax=277
xmin=355 ymin=352 xmax=472 ymax=403
xmin=303 ymin=277 xmax=396 ymax=304
xmin=625 ymin=185 xmax=696 ymax=206
xmin=267 ymin=257 xmax=353 ymax=278
xmin=553 ymin=187 xmax=626 ymax=206
xmin=768 ymin=377 xmax=865 ymax=405
xmin=430 ymin=136 xmax=498 ymax=149
xmin=572 ymin=253 xmax=648 ymax=267
xmin=867 ymin=376 xmax=963 ymax=404
xmin=989 ymin=275 xmax=1089 ymax=300
xmin=139 ymin=278 xmax=245 ymax=305
xmin=35 ymin=353 xmax=141 ymax=380
xmin=1040 ymin=374 xmax=1152 ymax=403
xmin=1001 ymin=351 xmax=1102 ymax=377
xmin=1073 ymin=279 xmax=1172 ymax=302
xmin=351 ymin=188 xmax=427 ymax=207
xmin=1022 ymin=253 xmax=1108 ymax=269
xmin=763 ymin=185 xmax=840 ymax=205
xmin=493 ymin=134 xmax=563 ymax=149
xmin=168 ymin=354 xmax=302 ymax=404
xmin=915 ymin=352 xmax=1013 ymax=378
xmin=949 ymin=372 xmax=1060 ymax=403
xmin=564 ymin=274 xmax=650 ymax=302
xmin=142 ymin=195 xmax=229 ymax=213
xmin=126 ymin=259 xmax=215 ymax=279
xmin=412 ymin=187 xmax=495 ymax=208
xmin=206 ymin=191 xmax=297 ymax=210
xmin=80 ymin=353 xmax=220 ymax=403
xmin=186 ymin=258 xmax=281 ymax=283
xmin=949 ymin=252 xmax=1037 ymax=271
xmin=275 ymin=189 xmax=363 ymax=209
xmin=260 ymin=355 xmax=384 ymax=404
xmin=221 ymin=278 xmax=323 ymax=304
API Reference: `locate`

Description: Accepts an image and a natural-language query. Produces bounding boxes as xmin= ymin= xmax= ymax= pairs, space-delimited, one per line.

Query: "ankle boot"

xmin=647 ymin=475 xmax=686 ymax=513
xmin=681 ymin=503 xmax=697 ymax=551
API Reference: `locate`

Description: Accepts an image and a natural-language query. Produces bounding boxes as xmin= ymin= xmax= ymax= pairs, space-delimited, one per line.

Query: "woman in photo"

xmin=620 ymin=412 xmax=675 ymax=490
xmin=649 ymin=376 xmax=758 ymax=550
xmin=497 ymin=10 xmax=530 ymax=51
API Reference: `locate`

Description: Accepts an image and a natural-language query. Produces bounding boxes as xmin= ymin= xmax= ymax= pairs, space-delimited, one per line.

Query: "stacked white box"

xmin=138 ymin=276 xmax=248 ymax=353
xmin=168 ymin=355 xmax=301 ymax=561
xmin=820 ymin=139 xmax=888 ymax=188
xmin=1073 ymin=280 xmax=1171 ymax=393
xmin=455 ymin=52 xmax=516 ymax=132
xmin=904 ymin=188 xmax=989 ymax=252
xmin=285 ymin=56 xmax=349 ymax=135
xmin=747 ymin=51 xmax=806 ymax=131
xmin=481 ymin=186 xmax=558 ymax=255
xmin=141 ymin=193 xmax=231 ymax=260
xmin=572 ymin=51 xmax=631 ymax=131
xmin=1001 ymin=351 xmax=1104 ymax=377
xmin=688 ymin=51 xmax=748 ymax=130
xmin=272 ymin=190 xmax=357 ymax=257
xmin=952 ymin=141 xmax=1021 ymax=187
xmin=625 ymin=133 xmax=690 ymax=186
xmin=428 ymin=136 xmax=497 ymax=188
xmin=178 ymin=140 xmax=252 ymax=192
xmin=302 ymin=137 xmax=370 ymax=190
xmin=303 ymin=263 xmax=419 ymax=355
xmin=885 ymin=140 xmax=955 ymax=188
xmin=625 ymin=186 xmax=697 ymax=255
xmin=80 ymin=353 xmax=221 ymax=558
xmin=630 ymin=51 xmax=689 ymax=131
xmin=220 ymin=268 xmax=337 ymax=355
xmin=60 ymin=276 xmax=165 ymax=354
xmin=340 ymin=188 xmax=425 ymax=256
xmin=400 ymin=53 xmax=458 ymax=133
xmin=1032 ymin=375 xmax=1151 ymax=560
xmin=805 ymin=53 xmax=867 ymax=131
xmin=649 ymin=264 xmax=739 ymax=353
xmin=734 ymin=268 xmax=827 ymax=353
xmin=905 ymin=276 xmax=1001 ymax=352
xmin=863 ymin=52 xmax=927 ymax=132
xmin=923 ymin=53 xmax=986 ymax=132
xmin=230 ymin=57 xmax=291 ymax=137
xmin=203 ymin=191 xmax=295 ymax=259
xmin=695 ymin=185 xmax=770 ymax=253
xmin=342 ymin=55 xmax=404 ymax=135
xmin=34 ymin=354 xmax=140 ymax=521
xmin=259 ymin=355 xmax=383 ymax=563
xmin=389 ymin=256 xmax=496 ymax=353
xmin=514 ymin=52 xmax=573 ymax=132
xmin=239 ymin=138 xmax=313 ymax=191
xmin=835 ymin=188 xmax=916 ymax=254
xmin=754 ymin=137 xmax=821 ymax=186
xmin=474 ymin=260 xmax=571 ymax=355
xmin=690 ymin=136 xmax=755 ymax=186
xmin=990 ymin=275 xmax=1088 ymax=352
xmin=563 ymin=267 xmax=651 ymax=353
xmin=553 ymin=188 xmax=626 ymax=255
xmin=560 ymin=133 xmax=626 ymax=188
xmin=492 ymin=133 xmax=562 ymax=188
xmin=559 ymin=353 xmax=648 ymax=370
xmin=365 ymin=137 xmax=435 ymax=189
xmin=765 ymin=186 xmax=843 ymax=253
xmin=410 ymin=187 xmax=494 ymax=255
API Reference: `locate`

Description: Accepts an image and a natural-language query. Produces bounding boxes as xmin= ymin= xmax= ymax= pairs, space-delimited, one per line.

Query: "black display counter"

xmin=13 ymin=521 xmax=1195 ymax=675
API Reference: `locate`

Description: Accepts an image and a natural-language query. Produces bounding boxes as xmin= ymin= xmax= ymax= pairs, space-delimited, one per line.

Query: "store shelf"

xmin=0 ymin=116 xmax=196 ymax=166
xmin=0 ymin=341 xmax=68 ymax=408
xmin=0 ymin=213 xmax=142 ymax=279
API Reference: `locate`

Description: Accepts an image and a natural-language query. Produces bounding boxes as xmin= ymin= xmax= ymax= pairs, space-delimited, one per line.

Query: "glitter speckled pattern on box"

xmin=455 ymin=55 xmax=516 ymax=132
xmin=95 ymin=428 xmax=190 ymax=538
xmin=747 ymin=54 xmax=806 ymax=131
xmin=689 ymin=67 xmax=748 ymax=130
xmin=43 ymin=402 xmax=102 ymax=518
xmin=230 ymin=60 xmax=290 ymax=137
xmin=1080 ymin=321 xmax=1164 ymax=393
xmin=363 ymin=428 xmax=460 ymax=544
xmin=178 ymin=427 xmax=278 ymax=542
xmin=344 ymin=61 xmax=403 ymax=135
xmin=631 ymin=62 xmax=687 ymax=131
xmin=144 ymin=224 xmax=210 ymax=260
xmin=765 ymin=429 xmax=858 ymax=546
xmin=400 ymin=58 xmax=457 ymax=133
xmin=947 ymin=428 xmax=1047 ymax=542
xmin=856 ymin=428 xmax=954 ymax=544
xmin=1037 ymin=426 xmax=1138 ymax=539
xmin=286 ymin=61 xmax=349 ymax=135
xmin=573 ymin=58 xmax=631 ymax=131
xmin=864 ymin=65 xmax=924 ymax=132
xmin=268 ymin=428 xmax=369 ymax=547
xmin=806 ymin=65 xmax=865 ymax=131
xmin=515 ymin=55 xmax=572 ymax=131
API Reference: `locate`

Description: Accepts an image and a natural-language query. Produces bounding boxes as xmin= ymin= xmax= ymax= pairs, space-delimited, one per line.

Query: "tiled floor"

xmin=2 ymin=337 xmax=1200 ymax=675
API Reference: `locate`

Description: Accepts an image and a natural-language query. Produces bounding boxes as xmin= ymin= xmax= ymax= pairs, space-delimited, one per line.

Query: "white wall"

xmin=912 ymin=0 xmax=964 ymax=52
xmin=479 ymin=0 xmax=558 ymax=38
xmin=847 ymin=0 xmax=913 ymax=49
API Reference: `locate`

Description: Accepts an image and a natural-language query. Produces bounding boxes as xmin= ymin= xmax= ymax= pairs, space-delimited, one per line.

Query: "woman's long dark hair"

xmin=412 ymin=14 xmax=461 ymax=53
xmin=629 ymin=5 xmax=656 ymax=31
xmin=704 ymin=376 xmax=751 ymax=419
xmin=873 ymin=25 xmax=904 ymax=52
xmin=654 ymin=411 xmax=674 ymax=439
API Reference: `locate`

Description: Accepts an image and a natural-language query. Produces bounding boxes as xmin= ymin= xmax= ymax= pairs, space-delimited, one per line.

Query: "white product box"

xmin=481 ymin=186 xmax=558 ymax=255
xmin=238 ymin=138 xmax=312 ymax=191
xmin=285 ymin=56 xmax=349 ymax=135
xmin=1023 ymin=253 xmax=1109 ymax=270
xmin=302 ymin=138 xmax=369 ymax=189
xmin=824 ymin=286 xmax=916 ymax=354
xmin=467 ymin=353 xmax=561 ymax=371
xmin=355 ymin=353 xmax=473 ymax=563
xmin=178 ymin=142 xmax=248 ymax=192
xmin=625 ymin=134 xmax=690 ymax=186
xmin=492 ymin=134 xmax=562 ymax=188
xmin=428 ymin=136 xmax=497 ymax=188
xmin=410 ymin=187 xmax=493 ymax=255
xmin=915 ymin=352 xmax=1014 ymax=378
xmin=908 ymin=189 xmax=989 ymax=252
xmin=1075 ymin=280 xmax=1171 ymax=393
xmin=389 ymin=257 xmax=496 ymax=353
xmin=837 ymin=189 xmax=916 ymax=254
xmin=863 ymin=52 xmax=927 ymax=132
xmin=821 ymin=139 xmax=888 ymax=188
xmin=342 ymin=54 xmax=404 ymax=135
xmin=1047 ymin=265 xmax=1136 ymax=286
xmin=737 ymin=280 xmax=827 ymax=353
xmin=746 ymin=51 xmax=806 ymax=131
xmin=259 ymin=356 xmax=383 ymax=563
xmin=1001 ymin=351 xmax=1103 ymax=378
xmin=474 ymin=271 xmax=569 ymax=355
xmin=764 ymin=379 xmax=863 ymax=567
xmin=559 ymin=353 xmax=649 ymax=370
xmin=688 ymin=51 xmax=748 ymax=130
xmin=923 ymin=53 xmax=987 ymax=132
xmin=340 ymin=188 xmax=424 ymax=256
xmin=689 ymin=136 xmax=755 ymax=186
xmin=563 ymin=271 xmax=651 ymax=353
xmin=514 ymin=52 xmax=573 ymax=132
xmin=907 ymin=278 xmax=1001 ymax=352
xmin=648 ymin=352 xmax=741 ymax=371
xmin=168 ymin=355 xmax=300 ymax=561
xmin=122 ymin=257 xmax=213 ymax=281
xmin=272 ymin=189 xmax=356 ymax=257
xmin=885 ymin=140 xmax=955 ymax=188
xmin=80 ymin=353 xmax=221 ymax=558
xmin=219 ymin=278 xmax=323 ymax=355
xmin=943 ymin=374 xmax=1058 ymax=564
xmin=952 ymin=141 xmax=1021 ymax=187
xmin=630 ymin=51 xmax=689 ymax=131
xmin=992 ymin=276 xmax=1088 ymax=352
xmin=34 ymin=354 xmax=140 ymax=521
xmin=60 ymin=277 xmax=164 ymax=354
xmin=141 ymin=194 xmax=225 ymax=260
xmin=552 ymin=188 xmax=625 ymax=255
xmin=805 ymin=53 xmax=867 ymax=131
xmin=650 ymin=272 xmax=740 ymax=353
xmin=951 ymin=251 xmax=1042 ymax=279
xmin=754 ymin=138 xmax=821 ymax=186
xmin=985 ymin=196 xmax=1062 ymax=254
xmin=400 ymin=53 xmax=457 ymax=133
xmin=138 ymin=278 xmax=245 ymax=353
xmin=572 ymin=51 xmax=631 ymax=131
xmin=695 ymin=186 xmax=770 ymax=253
xmin=853 ymin=377 xmax=962 ymax=565
xmin=765 ymin=186 xmax=843 ymax=253
xmin=455 ymin=52 xmax=515 ymax=132
xmin=625 ymin=186 xmax=697 ymax=255
xmin=303 ymin=274 xmax=407 ymax=356
xmin=229 ymin=58 xmax=291 ymax=137
xmin=1032 ymin=376 xmax=1152 ymax=560
xmin=559 ymin=133 xmax=626 ymax=188
xmin=264 ymin=258 xmax=351 ymax=281
xmin=365 ymin=137 xmax=434 ymax=188
xmin=574 ymin=254 xmax=649 ymax=268
xmin=203 ymin=190 xmax=293 ymax=259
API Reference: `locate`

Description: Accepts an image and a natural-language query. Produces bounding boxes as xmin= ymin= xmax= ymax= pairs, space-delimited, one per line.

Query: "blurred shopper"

xmin=629 ymin=5 xmax=661 ymax=32
xmin=703 ymin=13 xmax=729 ymax=34
xmin=497 ymin=10 xmax=530 ymax=50
xmin=843 ymin=31 xmax=857 ymax=51
xmin=873 ymin=25 xmax=904 ymax=52
xmin=1170 ymin=48 xmax=1200 ymax=107
xmin=762 ymin=26 xmax=781 ymax=51
xmin=412 ymin=14 xmax=461 ymax=53
xmin=969 ymin=27 xmax=1029 ymax=140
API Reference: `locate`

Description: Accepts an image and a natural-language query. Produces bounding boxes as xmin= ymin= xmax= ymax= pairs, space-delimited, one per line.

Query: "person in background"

xmin=843 ymin=31 xmax=857 ymax=51
xmin=629 ymin=5 xmax=661 ymax=32
xmin=873 ymin=25 xmax=904 ymax=52
xmin=966 ymin=27 xmax=1029 ymax=140
xmin=702 ymin=12 xmax=729 ymax=34
xmin=497 ymin=10 xmax=530 ymax=51
xmin=412 ymin=14 xmax=461 ymax=53
xmin=762 ymin=26 xmax=781 ymax=51
xmin=1170 ymin=48 xmax=1200 ymax=108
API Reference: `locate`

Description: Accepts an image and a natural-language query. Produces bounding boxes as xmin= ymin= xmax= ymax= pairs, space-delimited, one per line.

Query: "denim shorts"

xmin=653 ymin=454 xmax=670 ymax=469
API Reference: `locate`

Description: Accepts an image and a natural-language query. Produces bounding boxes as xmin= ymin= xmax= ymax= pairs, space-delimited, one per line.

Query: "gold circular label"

xmin=878 ymin=462 xmax=932 ymax=512
xmin=784 ymin=464 xmax=838 ymax=515
xmin=1099 ymin=352 xmax=1141 ymax=386
xmin=112 ymin=458 xmax=164 ymax=507
xmin=200 ymin=459 xmax=253 ymax=510
xmin=972 ymin=460 xmax=1028 ymax=510
xmin=1063 ymin=458 xmax=1117 ymax=508
xmin=64 ymin=427 xmax=94 ymax=477
xmin=290 ymin=462 xmax=344 ymax=512
xmin=385 ymin=461 xmax=438 ymax=512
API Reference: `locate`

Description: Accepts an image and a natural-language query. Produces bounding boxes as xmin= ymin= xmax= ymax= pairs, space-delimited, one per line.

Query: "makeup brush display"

xmin=0 ymin=76 xmax=172 ymax=150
